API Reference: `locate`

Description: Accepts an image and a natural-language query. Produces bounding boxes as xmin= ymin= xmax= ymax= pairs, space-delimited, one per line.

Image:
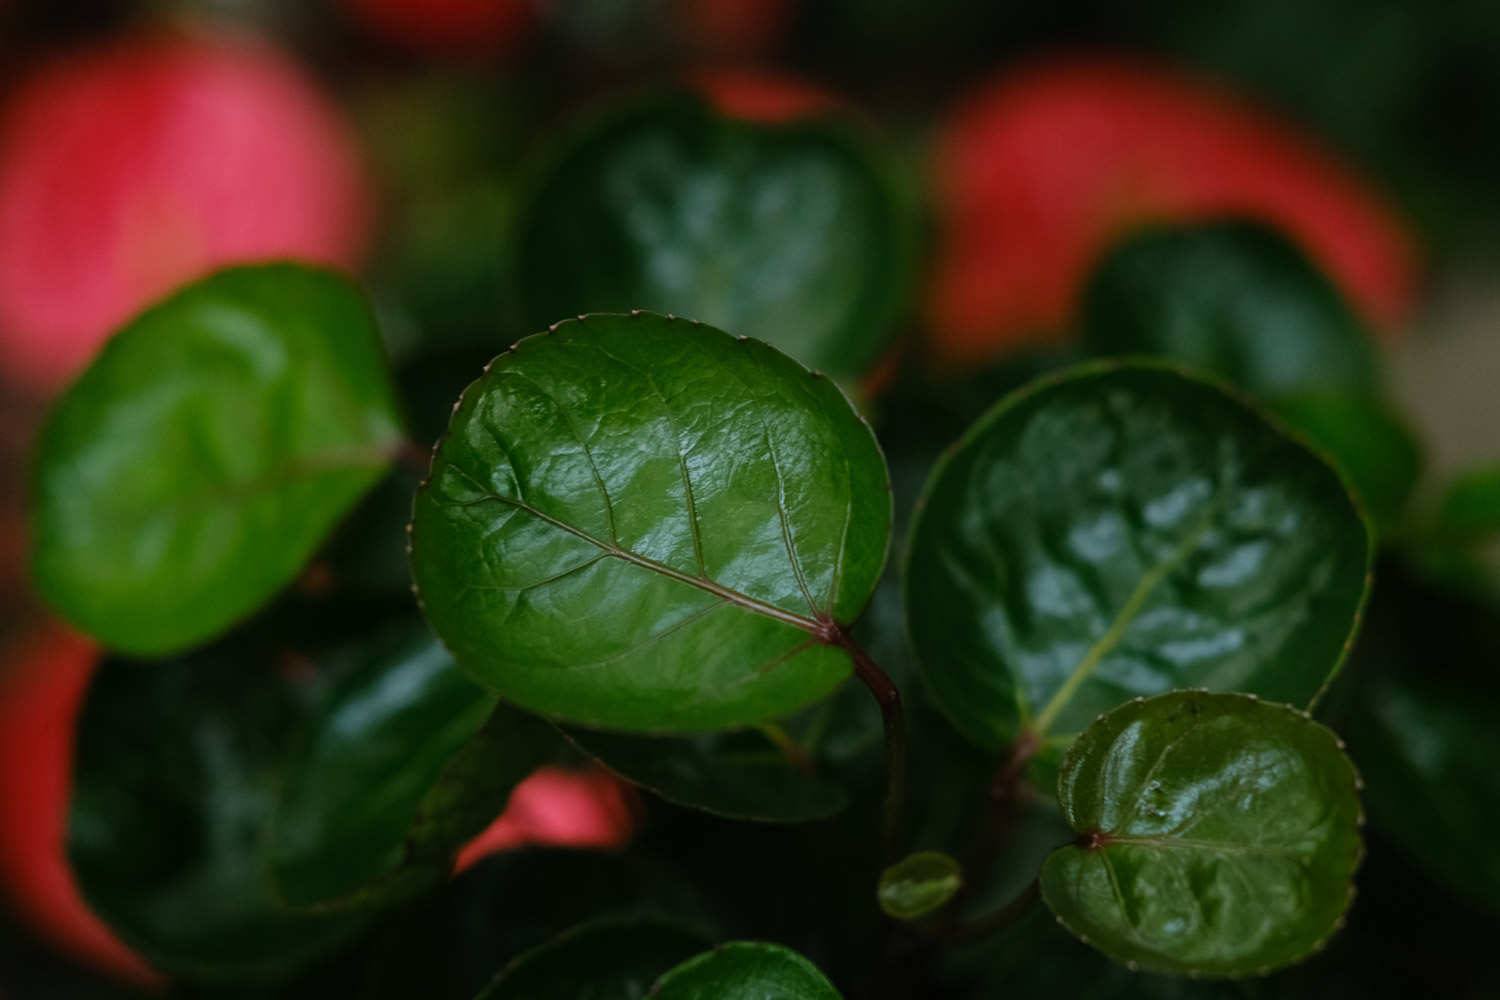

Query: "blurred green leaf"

xmin=69 ymin=646 xmax=369 ymax=982
xmin=1041 ymin=691 xmax=1363 ymax=977
xmin=271 ymin=628 xmax=557 ymax=911
xmin=1078 ymin=221 xmax=1420 ymax=534
xmin=477 ymin=916 xmax=709 ymax=1000
xmin=1080 ymin=220 xmax=1379 ymax=398
xmin=509 ymin=92 xmax=916 ymax=377
xmin=32 ymin=264 xmax=403 ymax=656
xmin=904 ymin=362 xmax=1371 ymax=759
xmin=877 ymin=850 xmax=962 ymax=920
xmin=1434 ymin=465 xmax=1500 ymax=542
xmin=650 ymin=941 xmax=843 ymax=999
xmin=410 ymin=313 xmax=891 ymax=732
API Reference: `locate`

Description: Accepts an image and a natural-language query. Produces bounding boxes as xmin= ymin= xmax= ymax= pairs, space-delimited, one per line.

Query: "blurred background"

xmin=2 ymin=0 xmax=1499 ymax=996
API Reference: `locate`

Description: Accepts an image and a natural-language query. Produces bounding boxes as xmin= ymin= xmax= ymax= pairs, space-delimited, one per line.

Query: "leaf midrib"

xmin=445 ymin=465 xmax=823 ymax=636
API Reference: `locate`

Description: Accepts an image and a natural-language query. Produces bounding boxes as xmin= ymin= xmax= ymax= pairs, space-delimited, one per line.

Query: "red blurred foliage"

xmin=0 ymin=625 xmax=161 ymax=988
xmin=453 ymin=766 xmax=636 ymax=873
xmin=0 ymin=33 xmax=371 ymax=390
xmin=345 ymin=0 xmax=532 ymax=58
xmin=691 ymin=68 xmax=838 ymax=123
xmin=927 ymin=56 xmax=1419 ymax=365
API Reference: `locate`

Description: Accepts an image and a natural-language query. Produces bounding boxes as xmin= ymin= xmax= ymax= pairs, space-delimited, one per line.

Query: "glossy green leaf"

xmin=1079 ymin=220 xmax=1379 ymax=399
xmin=1040 ymin=691 xmax=1363 ymax=978
xmin=478 ymin=917 xmax=710 ymax=999
xmin=509 ymin=93 xmax=915 ymax=377
xmin=271 ymin=628 xmax=557 ymax=910
xmin=410 ymin=312 xmax=891 ymax=732
xmin=32 ymin=264 xmax=404 ymax=656
xmin=878 ymin=850 xmax=962 ymax=920
xmin=562 ymin=726 xmax=850 ymax=822
xmin=1434 ymin=465 xmax=1500 ymax=542
xmin=904 ymin=362 xmax=1371 ymax=758
xmin=69 ymin=646 xmax=368 ymax=982
xmin=650 ymin=941 xmax=843 ymax=999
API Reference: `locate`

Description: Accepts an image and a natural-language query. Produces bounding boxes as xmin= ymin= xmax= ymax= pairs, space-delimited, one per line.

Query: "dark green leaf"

xmin=478 ymin=917 xmax=710 ymax=1000
xmin=1040 ymin=691 xmax=1363 ymax=978
xmin=878 ymin=851 xmax=962 ymax=920
xmin=410 ymin=312 xmax=891 ymax=732
xmin=510 ymin=93 xmax=915 ymax=377
xmin=32 ymin=264 xmax=403 ymax=656
xmin=1080 ymin=220 xmax=1379 ymax=399
xmin=562 ymin=726 xmax=849 ymax=823
xmin=904 ymin=362 xmax=1371 ymax=758
xmin=271 ymin=628 xmax=557 ymax=911
xmin=69 ymin=648 xmax=368 ymax=982
xmin=650 ymin=942 xmax=843 ymax=999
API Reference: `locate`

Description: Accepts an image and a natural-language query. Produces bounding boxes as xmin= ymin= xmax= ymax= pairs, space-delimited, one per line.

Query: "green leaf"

xmin=32 ymin=263 xmax=404 ymax=656
xmin=271 ymin=628 xmax=557 ymax=911
xmin=878 ymin=850 xmax=963 ymax=920
xmin=1434 ymin=465 xmax=1500 ymax=542
xmin=904 ymin=362 xmax=1371 ymax=757
xmin=650 ymin=942 xmax=843 ymax=999
xmin=1040 ymin=691 xmax=1363 ymax=978
xmin=1079 ymin=220 xmax=1379 ymax=399
xmin=561 ymin=726 xmax=850 ymax=823
xmin=509 ymin=93 xmax=915 ymax=377
xmin=69 ymin=645 xmax=369 ymax=982
xmin=409 ymin=312 xmax=891 ymax=732
xmin=478 ymin=917 xmax=710 ymax=1000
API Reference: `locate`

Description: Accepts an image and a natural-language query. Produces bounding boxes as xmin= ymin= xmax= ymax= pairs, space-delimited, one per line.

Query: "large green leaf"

xmin=409 ymin=312 xmax=891 ymax=732
xmin=650 ymin=941 xmax=843 ymax=999
xmin=1079 ymin=220 xmax=1378 ymax=399
xmin=69 ymin=645 xmax=369 ymax=982
xmin=1040 ymin=692 xmax=1363 ymax=978
xmin=32 ymin=264 xmax=403 ymax=656
xmin=561 ymin=726 xmax=850 ymax=823
xmin=509 ymin=93 xmax=915 ymax=377
xmin=478 ymin=917 xmax=710 ymax=1000
xmin=271 ymin=628 xmax=557 ymax=911
xmin=904 ymin=362 xmax=1370 ymax=757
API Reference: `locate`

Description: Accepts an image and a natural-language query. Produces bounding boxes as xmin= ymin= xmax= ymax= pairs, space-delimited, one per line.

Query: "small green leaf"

xmin=1434 ymin=465 xmax=1500 ymax=542
xmin=478 ymin=917 xmax=710 ymax=999
xmin=878 ymin=850 xmax=963 ymax=920
xmin=510 ymin=93 xmax=915 ymax=377
xmin=1040 ymin=691 xmax=1363 ymax=978
xmin=650 ymin=941 xmax=843 ymax=999
xmin=410 ymin=312 xmax=891 ymax=732
xmin=904 ymin=362 xmax=1370 ymax=757
xmin=561 ymin=726 xmax=850 ymax=823
xmin=32 ymin=263 xmax=403 ymax=655
xmin=271 ymin=628 xmax=557 ymax=911
xmin=1080 ymin=220 xmax=1379 ymax=399
xmin=69 ymin=645 xmax=369 ymax=982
